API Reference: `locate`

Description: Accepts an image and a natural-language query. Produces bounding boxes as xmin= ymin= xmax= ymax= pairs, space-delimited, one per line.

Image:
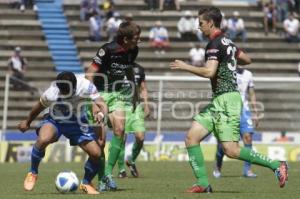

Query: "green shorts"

xmin=125 ymin=104 xmax=146 ymax=133
xmin=101 ymin=91 xmax=125 ymax=113
xmin=86 ymin=91 xmax=126 ymax=124
xmin=194 ymin=92 xmax=242 ymax=142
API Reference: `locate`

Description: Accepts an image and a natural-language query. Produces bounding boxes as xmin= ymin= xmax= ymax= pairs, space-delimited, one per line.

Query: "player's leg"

xmin=94 ymin=125 xmax=108 ymax=191
xmin=240 ymin=108 xmax=257 ymax=177
xmin=24 ymin=122 xmax=59 ymax=191
xmin=219 ymin=92 xmax=287 ymax=187
xmin=213 ymin=141 xmax=224 ymax=178
xmin=185 ymin=121 xmax=212 ymax=193
xmin=117 ymin=135 xmax=127 ymax=178
xmin=79 ymin=140 xmax=101 ymax=194
xmin=242 ymin=133 xmax=257 ymax=177
xmin=103 ymin=109 xmax=125 ymax=190
xmin=126 ymin=132 xmax=145 ymax=177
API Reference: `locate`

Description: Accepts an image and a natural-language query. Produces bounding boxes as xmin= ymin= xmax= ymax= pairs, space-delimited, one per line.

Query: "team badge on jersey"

xmin=98 ymin=49 xmax=105 ymax=57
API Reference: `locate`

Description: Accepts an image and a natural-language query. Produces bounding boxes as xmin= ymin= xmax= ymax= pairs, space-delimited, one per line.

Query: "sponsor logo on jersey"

xmin=98 ymin=49 xmax=105 ymax=57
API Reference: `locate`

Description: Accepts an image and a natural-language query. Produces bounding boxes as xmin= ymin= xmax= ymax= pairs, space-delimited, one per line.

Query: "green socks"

xmin=97 ymin=153 xmax=106 ymax=182
xmin=105 ymin=135 xmax=123 ymax=176
xmin=118 ymin=141 xmax=126 ymax=172
xmin=238 ymin=147 xmax=280 ymax=171
xmin=130 ymin=141 xmax=144 ymax=163
xmin=186 ymin=145 xmax=209 ymax=187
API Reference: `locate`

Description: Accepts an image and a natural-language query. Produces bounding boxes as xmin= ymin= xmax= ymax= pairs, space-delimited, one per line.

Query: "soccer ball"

xmin=55 ymin=171 xmax=79 ymax=193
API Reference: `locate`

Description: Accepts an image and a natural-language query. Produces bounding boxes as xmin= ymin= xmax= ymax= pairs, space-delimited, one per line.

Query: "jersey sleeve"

xmin=248 ymin=71 xmax=255 ymax=88
xmin=92 ymin=45 xmax=109 ymax=70
xmin=205 ymin=40 xmax=221 ymax=62
xmin=39 ymin=87 xmax=54 ymax=107
xmin=82 ymin=78 xmax=101 ymax=100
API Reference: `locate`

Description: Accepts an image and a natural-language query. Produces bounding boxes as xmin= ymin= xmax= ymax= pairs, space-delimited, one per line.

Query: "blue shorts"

xmin=36 ymin=116 xmax=96 ymax=146
xmin=240 ymin=108 xmax=254 ymax=135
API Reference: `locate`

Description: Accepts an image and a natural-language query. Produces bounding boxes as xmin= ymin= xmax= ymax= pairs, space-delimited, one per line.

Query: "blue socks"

xmin=83 ymin=158 xmax=100 ymax=184
xmin=216 ymin=143 xmax=224 ymax=169
xmin=30 ymin=145 xmax=45 ymax=174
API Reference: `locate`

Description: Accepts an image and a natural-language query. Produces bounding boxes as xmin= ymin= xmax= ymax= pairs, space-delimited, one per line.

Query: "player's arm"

xmin=92 ymin=96 xmax=108 ymax=124
xmin=249 ymin=87 xmax=259 ymax=127
xmin=237 ymin=50 xmax=252 ymax=65
xmin=170 ymin=59 xmax=218 ymax=78
xmin=18 ymin=100 xmax=46 ymax=133
xmin=140 ymin=80 xmax=150 ymax=117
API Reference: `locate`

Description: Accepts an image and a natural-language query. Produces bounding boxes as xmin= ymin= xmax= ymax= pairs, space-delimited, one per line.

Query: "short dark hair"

xmin=56 ymin=71 xmax=77 ymax=95
xmin=116 ymin=21 xmax=141 ymax=43
xmin=198 ymin=6 xmax=222 ymax=28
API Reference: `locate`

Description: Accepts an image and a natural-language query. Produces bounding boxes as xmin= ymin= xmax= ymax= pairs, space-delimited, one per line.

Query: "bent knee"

xmin=223 ymin=147 xmax=240 ymax=159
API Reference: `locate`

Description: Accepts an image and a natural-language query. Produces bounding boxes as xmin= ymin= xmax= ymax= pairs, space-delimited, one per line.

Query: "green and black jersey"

xmin=205 ymin=32 xmax=240 ymax=97
xmin=91 ymin=41 xmax=139 ymax=92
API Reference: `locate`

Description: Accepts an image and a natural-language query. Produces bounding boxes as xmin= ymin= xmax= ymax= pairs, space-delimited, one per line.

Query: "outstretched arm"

xmin=237 ymin=51 xmax=252 ymax=66
xmin=249 ymin=87 xmax=259 ymax=127
xmin=18 ymin=101 xmax=46 ymax=133
xmin=170 ymin=59 xmax=218 ymax=78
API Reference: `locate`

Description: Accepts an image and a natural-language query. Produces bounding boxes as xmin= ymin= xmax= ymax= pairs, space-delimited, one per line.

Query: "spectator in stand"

xmin=189 ymin=43 xmax=205 ymax=67
xmin=80 ymin=0 xmax=92 ymax=21
xmin=20 ymin=0 xmax=37 ymax=12
xmin=159 ymin=0 xmax=180 ymax=12
xmin=149 ymin=20 xmax=170 ymax=54
xmin=177 ymin=10 xmax=197 ymax=41
xmin=275 ymin=0 xmax=290 ymax=22
xmin=88 ymin=11 xmax=102 ymax=41
xmin=273 ymin=131 xmax=294 ymax=142
xmin=144 ymin=0 xmax=159 ymax=11
xmin=102 ymin=0 xmax=115 ymax=20
xmin=227 ymin=11 xmax=247 ymax=42
xmin=283 ymin=12 xmax=300 ymax=42
xmin=7 ymin=46 xmax=36 ymax=93
xmin=220 ymin=12 xmax=228 ymax=33
xmin=263 ymin=1 xmax=277 ymax=35
xmin=106 ymin=12 xmax=122 ymax=41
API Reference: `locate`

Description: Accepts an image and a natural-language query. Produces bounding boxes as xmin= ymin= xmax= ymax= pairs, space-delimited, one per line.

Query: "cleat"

xmin=186 ymin=184 xmax=212 ymax=193
xmin=243 ymin=170 xmax=257 ymax=178
xmin=275 ymin=161 xmax=288 ymax=188
xmin=102 ymin=175 xmax=117 ymax=191
xmin=98 ymin=181 xmax=107 ymax=192
xmin=24 ymin=172 xmax=38 ymax=191
xmin=79 ymin=183 xmax=99 ymax=194
xmin=118 ymin=170 xmax=128 ymax=178
xmin=126 ymin=160 xmax=139 ymax=177
xmin=213 ymin=169 xmax=221 ymax=178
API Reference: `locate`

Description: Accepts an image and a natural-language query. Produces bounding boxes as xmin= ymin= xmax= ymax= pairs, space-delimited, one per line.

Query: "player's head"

xmin=56 ymin=71 xmax=77 ymax=96
xmin=198 ymin=6 xmax=222 ymax=37
xmin=116 ymin=21 xmax=141 ymax=49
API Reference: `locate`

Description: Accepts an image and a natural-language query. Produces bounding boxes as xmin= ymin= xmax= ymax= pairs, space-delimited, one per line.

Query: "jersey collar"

xmin=209 ymin=29 xmax=223 ymax=40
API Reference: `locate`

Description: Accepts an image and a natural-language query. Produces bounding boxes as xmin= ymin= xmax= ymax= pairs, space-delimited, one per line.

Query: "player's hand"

xmin=170 ymin=60 xmax=187 ymax=70
xmin=94 ymin=112 xmax=105 ymax=124
xmin=18 ymin=120 xmax=30 ymax=133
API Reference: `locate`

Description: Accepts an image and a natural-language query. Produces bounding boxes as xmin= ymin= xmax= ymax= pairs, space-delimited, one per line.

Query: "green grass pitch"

xmin=0 ymin=161 xmax=299 ymax=199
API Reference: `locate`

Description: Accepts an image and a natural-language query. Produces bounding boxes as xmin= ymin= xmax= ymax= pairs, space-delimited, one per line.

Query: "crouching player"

xmin=18 ymin=72 xmax=108 ymax=194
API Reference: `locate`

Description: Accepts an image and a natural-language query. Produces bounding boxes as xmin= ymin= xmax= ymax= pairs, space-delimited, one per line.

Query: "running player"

xmin=213 ymin=67 xmax=259 ymax=178
xmin=169 ymin=6 xmax=288 ymax=193
xmin=85 ymin=21 xmax=141 ymax=191
xmin=19 ymin=72 xmax=108 ymax=194
xmin=117 ymin=62 xmax=150 ymax=178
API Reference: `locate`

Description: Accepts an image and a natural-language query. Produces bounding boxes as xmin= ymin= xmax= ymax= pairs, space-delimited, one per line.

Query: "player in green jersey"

xmin=170 ymin=6 xmax=288 ymax=193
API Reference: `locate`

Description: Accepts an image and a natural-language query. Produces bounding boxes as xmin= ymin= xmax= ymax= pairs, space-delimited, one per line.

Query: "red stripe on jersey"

xmin=92 ymin=62 xmax=100 ymax=70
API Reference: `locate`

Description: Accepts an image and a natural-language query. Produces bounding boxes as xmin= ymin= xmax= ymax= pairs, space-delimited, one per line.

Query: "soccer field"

xmin=0 ymin=161 xmax=299 ymax=199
